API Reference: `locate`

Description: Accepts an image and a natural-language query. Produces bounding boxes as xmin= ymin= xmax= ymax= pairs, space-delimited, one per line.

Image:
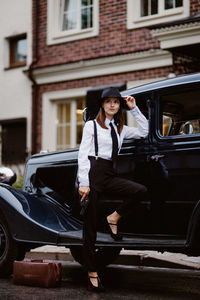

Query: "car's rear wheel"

xmin=70 ymin=246 xmax=121 ymax=269
xmin=0 ymin=215 xmax=24 ymax=277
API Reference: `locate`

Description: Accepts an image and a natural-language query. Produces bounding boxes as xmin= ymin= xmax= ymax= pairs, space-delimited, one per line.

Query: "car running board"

xmin=58 ymin=230 xmax=186 ymax=250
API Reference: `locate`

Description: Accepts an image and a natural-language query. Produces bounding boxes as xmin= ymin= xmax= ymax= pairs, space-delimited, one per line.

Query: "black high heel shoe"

xmin=106 ymin=219 xmax=123 ymax=241
xmin=87 ymin=276 xmax=105 ymax=293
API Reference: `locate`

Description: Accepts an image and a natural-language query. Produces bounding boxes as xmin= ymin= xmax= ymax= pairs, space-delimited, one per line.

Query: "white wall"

xmin=0 ymin=0 xmax=32 ymax=164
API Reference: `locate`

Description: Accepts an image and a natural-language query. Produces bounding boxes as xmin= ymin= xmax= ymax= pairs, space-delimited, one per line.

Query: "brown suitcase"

xmin=13 ymin=260 xmax=62 ymax=288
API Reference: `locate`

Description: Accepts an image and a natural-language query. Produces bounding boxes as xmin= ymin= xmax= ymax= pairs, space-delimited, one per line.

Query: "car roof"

xmin=121 ymin=73 xmax=200 ymax=97
xmin=27 ymin=149 xmax=78 ymax=165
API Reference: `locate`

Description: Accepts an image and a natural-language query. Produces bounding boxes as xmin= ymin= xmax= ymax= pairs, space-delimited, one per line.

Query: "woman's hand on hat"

xmin=79 ymin=186 xmax=90 ymax=201
xmin=124 ymin=96 xmax=136 ymax=110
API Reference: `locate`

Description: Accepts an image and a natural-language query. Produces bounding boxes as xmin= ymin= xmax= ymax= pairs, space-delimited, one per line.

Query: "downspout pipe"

xmin=27 ymin=0 xmax=39 ymax=154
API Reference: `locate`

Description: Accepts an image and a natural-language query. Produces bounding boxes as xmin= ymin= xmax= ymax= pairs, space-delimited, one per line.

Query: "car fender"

xmin=0 ymin=183 xmax=82 ymax=245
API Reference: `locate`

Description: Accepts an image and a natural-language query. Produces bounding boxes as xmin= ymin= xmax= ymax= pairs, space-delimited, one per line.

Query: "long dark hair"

xmin=96 ymin=101 xmax=124 ymax=134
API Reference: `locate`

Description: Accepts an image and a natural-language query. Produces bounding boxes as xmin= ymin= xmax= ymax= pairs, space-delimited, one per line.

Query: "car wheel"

xmin=70 ymin=246 xmax=121 ymax=269
xmin=0 ymin=215 xmax=20 ymax=277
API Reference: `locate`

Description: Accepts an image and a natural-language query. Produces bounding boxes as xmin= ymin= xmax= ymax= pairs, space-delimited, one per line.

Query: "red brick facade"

xmin=190 ymin=0 xmax=200 ymax=15
xmin=33 ymin=0 xmax=160 ymax=68
xmin=30 ymin=0 xmax=200 ymax=153
xmin=33 ymin=0 xmax=200 ymax=68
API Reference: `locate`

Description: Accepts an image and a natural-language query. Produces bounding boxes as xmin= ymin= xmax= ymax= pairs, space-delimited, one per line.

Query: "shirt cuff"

xmin=79 ymin=178 xmax=90 ymax=186
xmin=130 ymin=106 xmax=140 ymax=116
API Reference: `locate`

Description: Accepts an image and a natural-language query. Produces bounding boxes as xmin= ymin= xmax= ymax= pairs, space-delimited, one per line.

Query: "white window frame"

xmin=47 ymin=0 xmax=99 ymax=45
xmin=56 ymin=98 xmax=85 ymax=150
xmin=42 ymin=87 xmax=90 ymax=152
xmin=56 ymin=100 xmax=76 ymax=150
xmin=127 ymin=0 xmax=190 ymax=29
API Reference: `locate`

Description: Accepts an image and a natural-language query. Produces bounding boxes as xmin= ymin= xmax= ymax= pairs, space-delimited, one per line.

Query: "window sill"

xmin=47 ymin=27 xmax=99 ymax=45
xmin=4 ymin=63 xmax=26 ymax=71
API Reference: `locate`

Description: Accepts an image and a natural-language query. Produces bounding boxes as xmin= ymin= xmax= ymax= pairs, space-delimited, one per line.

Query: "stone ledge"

xmin=25 ymin=246 xmax=200 ymax=270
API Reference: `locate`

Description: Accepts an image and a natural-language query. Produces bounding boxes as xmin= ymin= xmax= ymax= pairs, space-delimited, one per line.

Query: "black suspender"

xmin=93 ymin=120 xmax=98 ymax=158
xmin=92 ymin=120 xmax=119 ymax=161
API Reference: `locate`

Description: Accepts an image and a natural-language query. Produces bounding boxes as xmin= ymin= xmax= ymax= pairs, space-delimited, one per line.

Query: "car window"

xmin=34 ymin=165 xmax=78 ymax=205
xmin=160 ymin=88 xmax=200 ymax=137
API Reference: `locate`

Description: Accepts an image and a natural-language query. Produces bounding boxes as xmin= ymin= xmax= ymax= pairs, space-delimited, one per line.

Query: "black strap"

xmin=93 ymin=120 xmax=98 ymax=158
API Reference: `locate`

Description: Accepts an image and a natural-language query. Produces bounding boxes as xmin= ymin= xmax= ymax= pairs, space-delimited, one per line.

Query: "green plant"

xmin=13 ymin=176 xmax=24 ymax=190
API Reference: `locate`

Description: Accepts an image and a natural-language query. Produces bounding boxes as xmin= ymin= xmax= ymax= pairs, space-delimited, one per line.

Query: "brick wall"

xmin=33 ymin=0 xmax=159 ymax=68
xmin=32 ymin=0 xmax=200 ymax=69
xmin=190 ymin=0 xmax=200 ymax=15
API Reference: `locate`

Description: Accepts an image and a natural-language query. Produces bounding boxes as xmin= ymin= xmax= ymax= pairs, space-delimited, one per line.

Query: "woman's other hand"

xmin=79 ymin=186 xmax=90 ymax=201
xmin=124 ymin=96 xmax=136 ymax=110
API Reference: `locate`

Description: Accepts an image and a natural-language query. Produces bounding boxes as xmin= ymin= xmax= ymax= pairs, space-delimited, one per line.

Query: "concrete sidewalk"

xmin=24 ymin=246 xmax=200 ymax=294
xmin=25 ymin=245 xmax=200 ymax=270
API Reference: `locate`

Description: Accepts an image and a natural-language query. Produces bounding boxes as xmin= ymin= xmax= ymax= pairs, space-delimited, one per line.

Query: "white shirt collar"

xmin=105 ymin=117 xmax=114 ymax=127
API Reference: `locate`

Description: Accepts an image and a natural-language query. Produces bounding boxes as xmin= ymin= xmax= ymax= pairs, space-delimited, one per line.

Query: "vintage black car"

xmin=0 ymin=73 xmax=200 ymax=277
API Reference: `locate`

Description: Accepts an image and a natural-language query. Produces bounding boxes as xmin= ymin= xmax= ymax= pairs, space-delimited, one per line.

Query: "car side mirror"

xmin=0 ymin=167 xmax=17 ymax=185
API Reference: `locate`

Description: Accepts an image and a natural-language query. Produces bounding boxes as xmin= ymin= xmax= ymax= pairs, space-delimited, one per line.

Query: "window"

xmin=56 ymin=98 xmax=85 ymax=150
xmin=0 ymin=119 xmax=27 ymax=164
xmin=8 ymin=35 xmax=27 ymax=68
xmin=127 ymin=0 xmax=189 ymax=29
xmin=165 ymin=0 xmax=183 ymax=10
xmin=160 ymin=89 xmax=200 ymax=137
xmin=141 ymin=0 xmax=158 ymax=17
xmin=47 ymin=0 xmax=99 ymax=45
xmin=61 ymin=0 xmax=93 ymax=31
xmin=141 ymin=0 xmax=183 ymax=17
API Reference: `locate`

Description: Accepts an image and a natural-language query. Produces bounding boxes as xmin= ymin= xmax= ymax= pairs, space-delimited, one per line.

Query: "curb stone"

xmin=26 ymin=246 xmax=200 ymax=270
xmin=24 ymin=246 xmax=200 ymax=294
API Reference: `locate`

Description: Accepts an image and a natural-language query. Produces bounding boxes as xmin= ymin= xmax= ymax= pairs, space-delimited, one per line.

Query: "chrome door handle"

xmin=148 ymin=154 xmax=165 ymax=162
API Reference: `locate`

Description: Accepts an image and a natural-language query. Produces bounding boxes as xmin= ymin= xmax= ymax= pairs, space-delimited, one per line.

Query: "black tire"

xmin=17 ymin=244 xmax=26 ymax=261
xmin=0 ymin=215 xmax=22 ymax=277
xmin=70 ymin=246 xmax=121 ymax=269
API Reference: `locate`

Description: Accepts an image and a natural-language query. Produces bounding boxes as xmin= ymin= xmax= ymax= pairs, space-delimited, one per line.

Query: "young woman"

xmin=78 ymin=87 xmax=148 ymax=292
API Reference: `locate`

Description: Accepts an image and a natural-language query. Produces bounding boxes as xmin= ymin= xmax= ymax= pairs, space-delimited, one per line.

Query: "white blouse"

xmin=78 ymin=106 xmax=148 ymax=186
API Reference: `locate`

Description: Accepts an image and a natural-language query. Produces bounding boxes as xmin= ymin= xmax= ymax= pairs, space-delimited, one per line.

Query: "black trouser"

xmin=83 ymin=157 xmax=147 ymax=272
